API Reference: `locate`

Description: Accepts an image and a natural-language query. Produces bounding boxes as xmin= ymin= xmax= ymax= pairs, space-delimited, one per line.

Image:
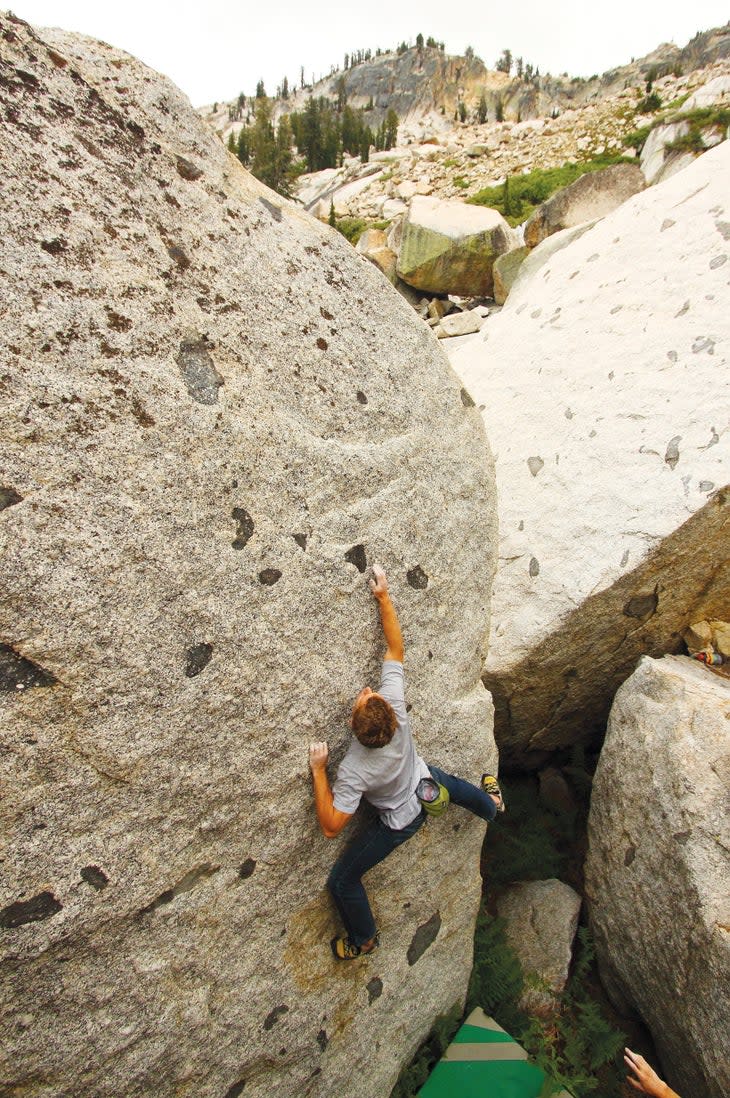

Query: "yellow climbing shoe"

xmin=331 ymin=934 xmax=379 ymax=960
xmin=481 ymin=773 xmax=506 ymax=813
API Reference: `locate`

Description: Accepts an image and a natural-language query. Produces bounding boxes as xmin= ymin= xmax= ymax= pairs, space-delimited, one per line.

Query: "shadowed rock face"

xmin=586 ymin=656 xmax=730 ymax=1098
xmin=450 ymin=141 xmax=730 ymax=767
xmin=0 ymin=14 xmax=497 ymax=1098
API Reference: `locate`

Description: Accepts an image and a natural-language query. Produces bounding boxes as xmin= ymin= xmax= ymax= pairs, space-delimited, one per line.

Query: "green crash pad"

xmin=418 ymin=1008 xmax=573 ymax=1098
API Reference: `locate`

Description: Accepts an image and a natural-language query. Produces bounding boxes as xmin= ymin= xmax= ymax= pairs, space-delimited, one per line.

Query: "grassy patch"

xmin=622 ymin=124 xmax=652 ymax=153
xmin=468 ymin=155 xmax=630 ymax=225
xmin=333 ymin=217 xmax=390 ymax=246
xmin=664 ymin=105 xmax=730 ymax=153
xmin=624 ymin=103 xmax=730 ymax=157
xmin=452 ymin=175 xmax=470 ymax=189
xmin=443 ymin=157 xmax=460 ymax=168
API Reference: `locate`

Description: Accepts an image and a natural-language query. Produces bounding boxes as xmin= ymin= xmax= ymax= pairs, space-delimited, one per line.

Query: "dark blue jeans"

xmin=327 ymin=764 xmax=497 ymax=946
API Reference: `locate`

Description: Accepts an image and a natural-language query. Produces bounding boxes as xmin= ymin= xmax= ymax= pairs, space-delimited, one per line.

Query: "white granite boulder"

xmin=585 ymin=655 xmax=730 ymax=1098
xmin=436 ymin=310 xmax=483 ymax=339
xmin=496 ymin=879 xmax=582 ymax=1017
xmin=524 ymin=163 xmax=644 ymax=248
xmin=0 ymin=15 xmax=497 ymax=1098
xmin=492 ymin=246 xmax=530 ymax=305
xmin=449 ymin=142 xmax=730 ymax=766
xmin=397 ymin=195 xmax=516 ymax=296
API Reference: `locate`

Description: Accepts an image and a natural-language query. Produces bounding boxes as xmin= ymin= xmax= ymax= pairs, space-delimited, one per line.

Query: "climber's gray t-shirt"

xmin=332 ymin=660 xmax=430 ymax=830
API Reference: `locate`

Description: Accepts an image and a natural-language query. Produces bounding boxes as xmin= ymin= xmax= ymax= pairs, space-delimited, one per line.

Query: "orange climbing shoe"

xmin=331 ymin=934 xmax=379 ymax=960
xmin=481 ymin=774 xmax=506 ymax=813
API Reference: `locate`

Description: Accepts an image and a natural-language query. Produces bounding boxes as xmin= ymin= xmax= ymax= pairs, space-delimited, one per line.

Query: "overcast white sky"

xmin=8 ymin=0 xmax=730 ymax=107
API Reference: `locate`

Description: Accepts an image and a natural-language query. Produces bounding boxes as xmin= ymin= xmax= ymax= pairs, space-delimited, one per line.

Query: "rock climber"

xmin=624 ymin=1048 xmax=681 ymax=1098
xmin=308 ymin=563 xmax=504 ymax=960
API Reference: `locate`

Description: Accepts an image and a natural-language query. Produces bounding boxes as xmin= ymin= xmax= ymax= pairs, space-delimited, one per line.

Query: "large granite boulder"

xmin=396 ymin=195 xmax=515 ymax=296
xmin=492 ymin=246 xmax=530 ymax=306
xmin=523 ymin=163 xmax=644 ymax=248
xmin=496 ymin=879 xmax=582 ymax=1017
xmin=640 ymin=121 xmax=696 ymax=185
xmin=586 ymin=655 xmax=730 ymax=1098
xmin=355 ymin=227 xmax=398 ymax=283
xmin=508 ymin=221 xmax=598 ymax=299
xmin=449 ymin=142 xmax=730 ymax=767
xmin=0 ymin=15 xmax=498 ymax=1098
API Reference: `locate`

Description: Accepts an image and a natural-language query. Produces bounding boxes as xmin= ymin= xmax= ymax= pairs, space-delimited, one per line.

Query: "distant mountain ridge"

xmin=201 ymin=22 xmax=730 ymax=141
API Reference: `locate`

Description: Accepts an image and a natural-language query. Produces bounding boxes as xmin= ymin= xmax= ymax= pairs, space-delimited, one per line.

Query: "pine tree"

xmin=416 ymin=32 xmax=424 ymax=49
xmin=496 ymin=49 xmax=512 ymax=74
xmin=236 ymin=126 xmax=250 ymax=166
xmin=477 ymin=93 xmax=488 ymax=124
xmin=328 ymin=200 xmax=336 ymax=227
xmin=227 ymin=132 xmax=236 ymax=153
xmin=384 ymin=108 xmax=399 ymax=149
xmin=250 ymin=97 xmax=276 ymax=187
xmin=282 ymin=76 xmax=289 ymax=99
xmin=273 ymin=114 xmax=295 ymax=197
xmin=458 ymin=100 xmax=467 ymax=122
xmin=255 ymin=79 xmax=266 ymax=99
xmin=496 ymin=97 xmax=504 ymax=123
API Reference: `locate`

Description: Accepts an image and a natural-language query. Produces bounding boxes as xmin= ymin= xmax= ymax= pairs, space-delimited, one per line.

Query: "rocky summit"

xmin=0 ymin=14 xmax=497 ymax=1098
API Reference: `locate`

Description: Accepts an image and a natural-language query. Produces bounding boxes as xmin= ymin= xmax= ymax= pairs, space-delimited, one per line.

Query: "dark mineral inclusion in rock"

xmin=175 ymin=337 xmax=223 ymax=405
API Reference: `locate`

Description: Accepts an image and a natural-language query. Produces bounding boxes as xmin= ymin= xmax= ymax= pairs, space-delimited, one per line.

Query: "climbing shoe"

xmin=481 ymin=773 xmax=506 ymax=813
xmin=331 ymin=934 xmax=379 ymax=960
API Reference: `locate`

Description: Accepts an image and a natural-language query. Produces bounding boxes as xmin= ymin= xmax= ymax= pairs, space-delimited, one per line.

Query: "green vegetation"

xmin=622 ymin=124 xmax=652 ymax=153
xmin=453 ymin=175 xmax=470 ymax=189
xmin=664 ymin=105 xmax=730 ymax=153
xmin=468 ymin=155 xmax=630 ymax=225
xmin=392 ymin=760 xmax=627 ymax=1097
xmin=468 ymin=769 xmax=626 ymax=1096
xmin=331 ymin=216 xmax=390 ymax=245
xmin=637 ymin=92 xmax=662 ymax=113
xmin=623 ymin=103 xmax=730 ymax=158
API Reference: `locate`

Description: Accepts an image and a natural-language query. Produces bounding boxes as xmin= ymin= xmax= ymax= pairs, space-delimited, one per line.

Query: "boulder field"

xmin=586 ymin=656 xmax=730 ymax=1098
xmin=0 ymin=15 xmax=497 ymax=1098
xmin=450 ymin=141 xmax=729 ymax=767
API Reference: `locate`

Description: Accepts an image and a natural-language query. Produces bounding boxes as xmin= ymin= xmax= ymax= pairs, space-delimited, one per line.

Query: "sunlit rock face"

xmin=0 ymin=14 xmax=498 ymax=1098
xmin=450 ymin=141 xmax=729 ymax=767
xmin=586 ymin=655 xmax=730 ymax=1098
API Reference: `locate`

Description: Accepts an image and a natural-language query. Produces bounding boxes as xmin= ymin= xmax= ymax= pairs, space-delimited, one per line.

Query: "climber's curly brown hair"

xmin=352 ymin=695 xmax=397 ymax=748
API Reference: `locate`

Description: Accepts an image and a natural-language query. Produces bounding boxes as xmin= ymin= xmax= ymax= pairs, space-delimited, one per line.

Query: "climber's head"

xmin=351 ymin=686 xmax=397 ymax=748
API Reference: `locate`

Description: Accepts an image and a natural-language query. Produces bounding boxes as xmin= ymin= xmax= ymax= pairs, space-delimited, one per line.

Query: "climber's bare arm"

xmin=370 ymin=565 xmax=404 ymax=663
xmin=309 ymin=742 xmax=352 ymax=838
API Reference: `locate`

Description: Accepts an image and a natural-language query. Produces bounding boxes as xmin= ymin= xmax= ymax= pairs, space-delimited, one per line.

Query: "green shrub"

xmin=468 ymin=913 xmax=626 ymax=1098
xmin=468 ymin=155 xmax=630 ymax=225
xmin=622 ymin=124 xmax=652 ymax=152
xmin=664 ymin=106 xmax=730 ymax=154
xmin=332 ymin=216 xmax=390 ymax=245
xmin=637 ymin=92 xmax=662 ymax=113
xmin=453 ymin=175 xmax=470 ymax=189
